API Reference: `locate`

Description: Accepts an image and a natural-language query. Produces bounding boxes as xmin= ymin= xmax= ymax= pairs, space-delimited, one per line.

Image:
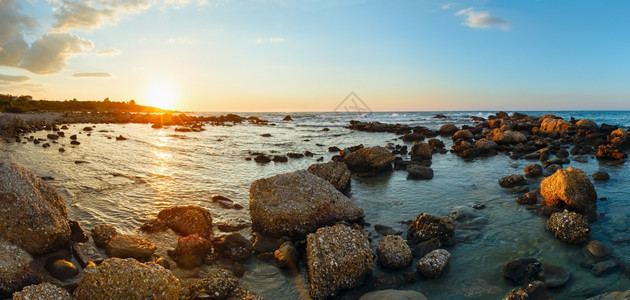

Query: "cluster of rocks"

xmin=247 ymin=150 xmax=317 ymax=164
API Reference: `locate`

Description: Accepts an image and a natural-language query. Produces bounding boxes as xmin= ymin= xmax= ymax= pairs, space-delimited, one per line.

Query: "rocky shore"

xmin=2 ymin=111 xmax=630 ymax=299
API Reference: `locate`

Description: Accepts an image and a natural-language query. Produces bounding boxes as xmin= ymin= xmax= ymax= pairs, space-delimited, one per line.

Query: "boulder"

xmin=0 ymin=163 xmax=70 ymax=254
xmin=524 ymin=164 xmax=543 ymax=178
xmin=306 ymin=224 xmax=373 ymax=300
xmin=274 ymin=241 xmax=299 ymax=269
xmin=576 ymin=119 xmax=598 ymax=130
xmin=452 ymin=129 xmax=473 ymax=141
xmin=498 ymin=174 xmax=527 ymax=188
xmin=609 ymin=128 xmax=629 ymax=148
xmin=307 ymin=161 xmax=351 ymax=191
xmin=448 ymin=206 xmax=488 ymax=242
xmin=540 ymin=117 xmax=573 ymax=133
xmin=359 ymin=289 xmax=428 ymax=300
xmin=503 ymin=281 xmax=547 ymax=300
xmin=543 ymin=264 xmax=570 ymax=288
xmin=91 ymin=224 xmax=118 ymax=248
xmin=376 ymin=235 xmax=412 ymax=269
xmin=69 ymin=220 xmax=89 ymax=243
xmin=486 ymin=129 xmax=527 ymax=145
xmin=592 ymin=172 xmax=610 ymax=181
xmin=283 ymin=115 xmax=293 ymax=121
xmin=214 ymin=233 xmax=252 ymax=261
xmin=167 ymin=234 xmax=212 ymax=269
xmin=502 ymin=258 xmax=543 ymax=285
xmin=186 ymin=268 xmax=238 ymax=299
xmin=105 ymin=235 xmax=157 ymax=260
xmin=45 ymin=258 xmax=79 ymax=280
xmin=343 ymin=146 xmax=395 ymax=174
xmin=74 ymin=258 xmax=180 ymax=300
xmin=591 ymin=260 xmax=618 ymax=277
xmin=249 ymin=170 xmax=364 ymax=238
xmin=586 ymin=240 xmax=611 ymax=258
xmin=540 ymin=167 xmax=597 ymax=213
xmin=439 ymin=124 xmax=458 ymax=135
xmin=517 ymin=191 xmax=539 ymax=205
xmin=416 ymin=249 xmax=450 ymax=278
xmin=596 ymin=145 xmax=627 ymax=160
xmin=72 ymin=241 xmax=104 ymax=268
xmin=0 ymin=240 xmax=43 ymax=297
xmin=406 ymin=165 xmax=434 ymax=180
xmin=407 ymin=213 xmax=455 ymax=246
xmin=251 ymin=232 xmax=283 ymax=253
xmin=475 ymin=138 xmax=498 ymax=152
xmin=409 ymin=142 xmax=432 ymax=161
xmin=546 ymin=210 xmax=589 ymax=243
xmin=12 ymin=282 xmax=72 ymax=300
xmin=156 ymin=205 xmax=213 ymax=237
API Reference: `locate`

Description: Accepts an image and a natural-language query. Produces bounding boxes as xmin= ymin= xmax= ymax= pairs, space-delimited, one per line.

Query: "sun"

xmin=145 ymin=79 xmax=178 ymax=110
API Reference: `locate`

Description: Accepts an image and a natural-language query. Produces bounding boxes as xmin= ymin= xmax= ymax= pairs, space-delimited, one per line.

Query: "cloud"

xmin=51 ymin=0 xmax=150 ymax=32
xmin=441 ymin=2 xmax=455 ymax=10
xmin=455 ymin=7 xmax=509 ymax=30
xmin=0 ymin=74 xmax=30 ymax=82
xmin=20 ymin=33 xmax=94 ymax=74
xmin=257 ymin=37 xmax=286 ymax=44
xmin=0 ymin=0 xmax=37 ymax=66
xmin=97 ymin=47 xmax=121 ymax=55
xmin=72 ymin=72 xmax=112 ymax=77
xmin=163 ymin=0 xmax=209 ymax=9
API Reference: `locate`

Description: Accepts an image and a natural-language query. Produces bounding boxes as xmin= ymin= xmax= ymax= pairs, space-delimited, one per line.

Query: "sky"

xmin=1 ymin=0 xmax=629 ymax=112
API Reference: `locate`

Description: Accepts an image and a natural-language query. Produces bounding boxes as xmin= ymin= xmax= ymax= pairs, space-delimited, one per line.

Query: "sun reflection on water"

xmin=151 ymin=130 xmax=174 ymax=207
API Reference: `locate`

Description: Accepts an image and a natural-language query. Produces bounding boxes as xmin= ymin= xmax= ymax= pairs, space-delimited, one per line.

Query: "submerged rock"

xmin=592 ymin=171 xmax=610 ymax=181
xmin=407 ymin=213 xmax=455 ymax=246
xmin=249 ymin=170 xmax=364 ymax=238
xmin=416 ymin=249 xmax=450 ymax=278
xmin=406 ymin=164 xmax=434 ymax=180
xmin=541 ymin=167 xmax=597 ymax=214
xmin=498 ymin=174 xmax=527 ymax=188
xmin=546 ymin=210 xmax=590 ymax=243
xmin=503 ymin=280 xmax=547 ymax=300
xmin=156 ymin=205 xmax=213 ymax=237
xmin=376 ymin=235 xmax=412 ymax=269
xmin=306 ymin=224 xmax=373 ymax=300
xmin=342 ymin=146 xmax=395 ymax=174
xmin=359 ymin=289 xmax=428 ymax=300
xmin=586 ymin=240 xmax=611 ymax=258
xmin=503 ymin=258 xmax=543 ymax=286
xmin=74 ymin=258 xmax=180 ymax=300
xmin=591 ymin=260 xmax=618 ymax=276
xmin=543 ymin=264 xmax=570 ymax=288
xmin=307 ymin=161 xmax=351 ymax=191
xmin=0 ymin=162 xmax=70 ymax=255
xmin=12 ymin=283 xmax=72 ymax=300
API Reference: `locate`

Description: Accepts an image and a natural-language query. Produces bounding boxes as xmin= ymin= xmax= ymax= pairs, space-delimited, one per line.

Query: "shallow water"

xmin=2 ymin=111 xmax=630 ymax=299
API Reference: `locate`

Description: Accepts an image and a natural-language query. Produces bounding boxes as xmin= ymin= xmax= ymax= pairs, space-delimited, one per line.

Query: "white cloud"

xmin=455 ymin=7 xmax=509 ymax=30
xmin=441 ymin=2 xmax=455 ymax=10
xmin=257 ymin=37 xmax=286 ymax=44
xmin=163 ymin=0 xmax=209 ymax=9
xmin=97 ymin=47 xmax=121 ymax=55
xmin=0 ymin=74 xmax=30 ymax=82
xmin=0 ymin=0 xmax=37 ymax=66
xmin=72 ymin=72 xmax=112 ymax=77
xmin=20 ymin=33 xmax=94 ymax=74
xmin=51 ymin=0 xmax=150 ymax=32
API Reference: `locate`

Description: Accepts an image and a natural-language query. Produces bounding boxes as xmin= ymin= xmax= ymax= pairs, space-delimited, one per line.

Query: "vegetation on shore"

xmin=0 ymin=94 xmax=174 ymax=113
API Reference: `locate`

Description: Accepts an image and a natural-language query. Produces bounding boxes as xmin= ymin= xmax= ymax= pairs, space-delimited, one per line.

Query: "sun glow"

xmin=145 ymin=79 xmax=178 ymax=110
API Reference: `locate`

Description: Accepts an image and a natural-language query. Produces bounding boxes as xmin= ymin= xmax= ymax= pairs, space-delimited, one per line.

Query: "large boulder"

xmin=0 ymin=163 xmax=70 ymax=254
xmin=156 ymin=205 xmax=213 ymax=237
xmin=343 ymin=146 xmax=394 ymax=174
xmin=105 ymin=235 xmax=156 ymax=260
xmin=306 ymin=224 xmax=373 ymax=300
xmin=540 ymin=167 xmax=597 ymax=213
xmin=12 ymin=283 xmax=72 ymax=300
xmin=407 ymin=213 xmax=455 ymax=246
xmin=406 ymin=165 xmax=434 ymax=180
xmin=167 ymin=234 xmax=212 ymax=269
xmin=475 ymin=138 xmax=498 ymax=152
xmin=452 ymin=130 xmax=473 ymax=141
xmin=576 ymin=119 xmax=598 ymax=130
xmin=486 ymin=129 xmax=527 ymax=145
xmin=250 ymin=170 xmax=364 ymax=238
xmin=307 ymin=161 xmax=351 ymax=191
xmin=409 ymin=142 xmax=432 ymax=161
xmin=0 ymin=240 xmax=43 ymax=297
xmin=609 ymin=128 xmax=629 ymax=148
xmin=498 ymin=174 xmax=527 ymax=188
xmin=502 ymin=257 xmax=543 ymax=285
xmin=546 ymin=210 xmax=589 ymax=243
xmin=416 ymin=249 xmax=450 ymax=278
xmin=73 ymin=258 xmax=180 ymax=300
xmin=439 ymin=124 xmax=459 ymax=135
xmin=376 ymin=235 xmax=412 ymax=269
xmin=540 ymin=117 xmax=573 ymax=133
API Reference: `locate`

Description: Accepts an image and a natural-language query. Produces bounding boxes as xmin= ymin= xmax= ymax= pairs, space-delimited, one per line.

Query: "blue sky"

xmin=1 ymin=0 xmax=629 ymax=111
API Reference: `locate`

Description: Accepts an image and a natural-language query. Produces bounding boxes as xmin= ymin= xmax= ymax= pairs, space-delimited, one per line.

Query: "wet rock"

xmin=453 ymin=129 xmax=473 ymax=141
xmin=517 ymin=191 xmax=540 ymax=205
xmin=106 ymin=235 xmax=156 ymax=260
xmin=376 ymin=235 xmax=412 ymax=269
xmin=592 ymin=172 xmax=610 ymax=181
xmin=359 ymin=289 xmax=428 ymax=300
xmin=214 ymin=233 xmax=252 ymax=261
xmin=586 ymin=291 xmax=630 ymax=300
xmin=0 ymin=163 xmax=71 ymax=254
xmin=503 ymin=258 xmax=543 ymax=285
xmin=254 ymin=154 xmax=271 ymax=163
xmin=216 ymin=219 xmax=250 ymax=232
xmin=591 ymin=260 xmax=618 ymax=276
xmin=448 ymin=206 xmax=488 ymax=242
xmin=274 ymin=241 xmax=299 ymax=269
xmin=409 ymin=142 xmax=432 ymax=161
xmin=412 ymin=238 xmax=441 ymax=259
xmin=329 ymin=146 xmax=341 ymax=152
xmin=272 ymin=155 xmax=288 ymax=162
xmin=69 ymin=220 xmax=89 ymax=243
xmin=72 ymin=241 xmax=104 ymax=268
xmin=186 ymin=267 xmax=237 ymax=299
xmin=343 ymin=146 xmax=395 ymax=174
xmin=47 ymin=134 xmax=59 ymax=140
xmin=541 ymin=167 xmax=597 ymax=213
xmin=546 ymin=210 xmax=590 ymax=244
xmin=540 ymin=117 xmax=573 ymax=133
xmin=503 ymin=280 xmax=547 ymax=300
xmin=475 ymin=138 xmax=498 ymax=152
xmin=407 ymin=213 xmax=455 ymax=246
xmin=82 ymin=126 xmax=93 ymax=132
xmin=282 ymin=115 xmax=293 ymax=121
xmin=406 ymin=164 xmax=434 ymax=179
xmin=586 ymin=240 xmax=611 ymax=258
xmin=167 ymin=234 xmax=212 ymax=269
xmin=416 ymin=249 xmax=450 ymax=278
xmin=499 ymin=174 xmax=527 ymax=188
xmin=596 ymin=145 xmax=627 ymax=160
xmin=45 ymin=258 xmax=79 ymax=280
xmin=69 ymin=134 xmax=77 ymax=140
xmin=374 ymin=224 xmax=402 ymax=236
xmin=439 ymin=124 xmax=459 ymax=135
xmin=543 ymin=264 xmax=570 ymax=288
xmin=287 ymin=152 xmax=304 ymax=159
xmin=307 ymin=161 xmax=351 ymax=191
xmin=249 ymin=170 xmax=364 ymax=238
xmin=91 ymin=224 xmax=118 ymax=248
xmin=576 ymin=119 xmax=598 ymax=130
xmin=260 ymin=133 xmax=272 ymax=137
xmin=13 ymin=282 xmax=72 ymax=300
xmin=609 ymin=128 xmax=629 ymax=148
xmin=73 ymin=258 xmax=180 ymax=300
xmin=525 ymin=164 xmax=543 ymax=178
xmin=70 ymin=141 xmax=80 ymax=145
xmin=115 ymin=135 xmax=127 ymax=141
xmin=486 ymin=129 xmax=527 ymax=145
xmin=0 ymin=240 xmax=43 ymax=297
xmin=156 ymin=205 xmax=213 ymax=237
xmin=306 ymin=224 xmax=373 ymax=300
xmin=251 ymin=232 xmax=283 ymax=253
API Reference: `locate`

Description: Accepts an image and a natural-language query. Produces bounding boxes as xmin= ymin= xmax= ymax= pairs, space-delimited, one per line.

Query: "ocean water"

xmin=1 ymin=111 xmax=630 ymax=299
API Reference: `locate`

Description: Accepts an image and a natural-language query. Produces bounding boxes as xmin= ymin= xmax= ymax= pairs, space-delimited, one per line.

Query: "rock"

xmin=0 ymin=240 xmax=43 ymax=297
xmin=73 ymin=258 xmax=180 ymax=300
xmin=546 ymin=210 xmax=590 ymax=243
xmin=524 ymin=164 xmax=543 ymax=178
xmin=586 ymin=290 xmax=630 ymax=300
xmin=115 ymin=135 xmax=127 ymax=141
xmin=274 ymin=241 xmax=299 ymax=269
xmin=156 ymin=205 xmax=213 ymax=237
xmin=211 ymin=195 xmax=238 ymax=209
xmin=167 ymin=234 xmax=212 ymax=269
xmin=448 ymin=206 xmax=487 ymax=242
xmin=517 ymin=191 xmax=540 ymax=205
xmin=260 ymin=133 xmax=272 ymax=137
xmin=407 ymin=213 xmax=455 ymax=246
xmin=609 ymin=128 xmax=629 ymax=148
xmin=249 ymin=170 xmax=364 ymax=238
xmin=540 ymin=117 xmax=573 ymax=133
xmin=70 ymin=140 xmax=80 ymax=145
xmin=282 ymin=115 xmax=293 ymax=121
xmin=541 ymin=167 xmax=597 ymax=213
xmin=596 ymin=145 xmax=627 ymax=160
xmin=216 ymin=219 xmax=250 ymax=232
xmin=374 ymin=224 xmax=402 ymax=236
xmin=376 ymin=235 xmax=412 ymax=268
xmin=586 ymin=240 xmax=611 ymax=258
xmin=82 ymin=126 xmax=93 ymax=132
xmin=287 ymin=152 xmax=304 ymax=159
xmin=359 ymin=289 xmax=428 ymax=300
xmin=306 ymin=224 xmax=373 ymax=300
xmin=254 ymin=154 xmax=271 ymax=163
xmin=12 ymin=282 xmax=72 ymax=300
xmin=502 ymin=258 xmax=543 ymax=285
xmin=251 ymin=232 xmax=283 ymax=253
xmin=411 ymin=237 xmax=441 ymax=259
xmin=406 ymin=164 xmax=434 ymax=180
xmin=592 ymin=172 xmax=610 ymax=181
xmin=329 ymin=146 xmax=341 ymax=152
xmin=409 ymin=142 xmax=432 ymax=161
xmin=543 ymin=264 xmax=570 ymax=288
xmin=439 ymin=124 xmax=458 ymax=135
xmin=576 ymin=119 xmax=598 ymax=130
xmin=45 ymin=258 xmax=79 ymax=280
xmin=69 ymin=134 xmax=77 ymax=140
xmin=416 ymin=249 xmax=450 ymax=278
xmin=498 ymin=174 xmax=527 ymax=188
xmin=591 ymin=260 xmax=618 ymax=276
xmin=307 ymin=161 xmax=351 ymax=191
xmin=0 ymin=163 xmax=71 ymax=254
xmin=72 ymin=241 xmax=104 ymax=268
xmin=228 ymin=286 xmax=264 ymax=300
xmin=503 ymin=281 xmax=547 ymax=300
xmin=214 ymin=233 xmax=252 ymax=261
xmin=106 ymin=235 xmax=157 ymax=260
xmin=343 ymin=146 xmax=395 ymax=174
xmin=186 ymin=268 xmax=237 ymax=299
xmin=69 ymin=220 xmax=89 ymax=243
xmin=486 ymin=129 xmax=527 ymax=145
xmin=475 ymin=138 xmax=498 ymax=152
xmin=47 ymin=134 xmax=59 ymax=140
xmin=91 ymin=224 xmax=118 ymax=248
xmin=272 ymin=155 xmax=288 ymax=162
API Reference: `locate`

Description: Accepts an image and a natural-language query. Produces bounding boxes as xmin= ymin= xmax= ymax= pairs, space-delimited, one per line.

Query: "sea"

xmin=1 ymin=111 xmax=630 ymax=299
